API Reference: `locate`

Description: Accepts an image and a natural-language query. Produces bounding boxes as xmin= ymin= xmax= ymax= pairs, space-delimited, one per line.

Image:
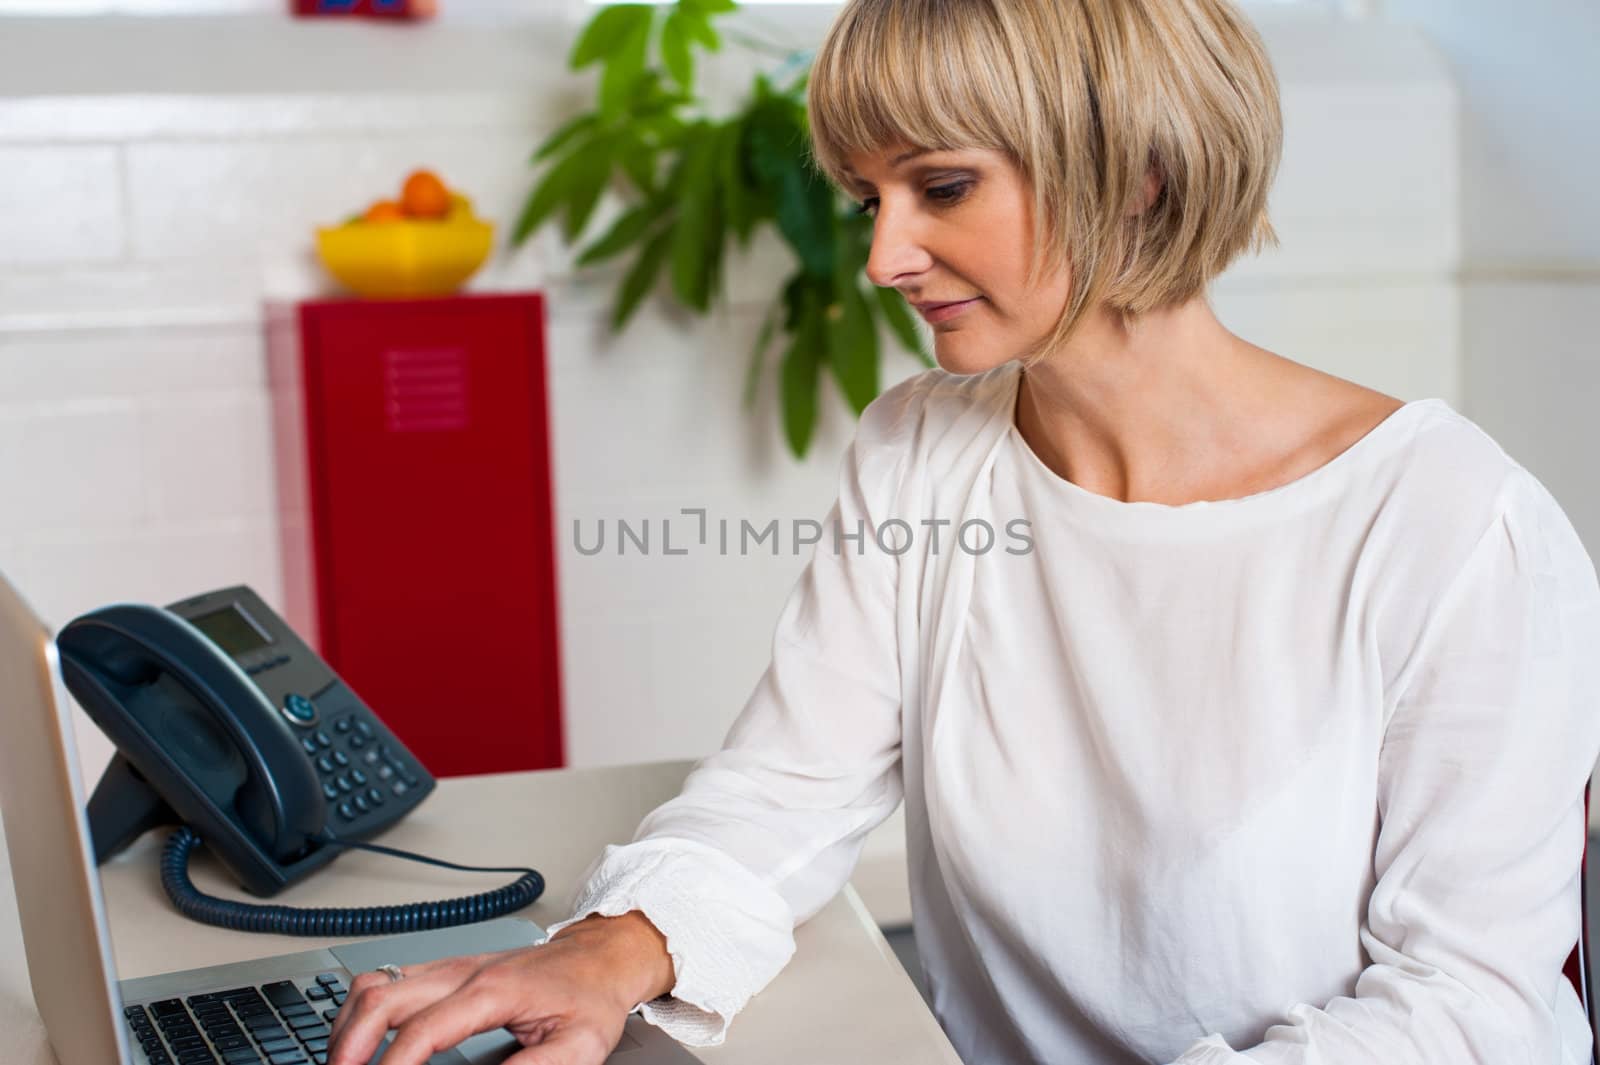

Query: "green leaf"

xmin=743 ymin=294 xmax=783 ymax=410
xmin=561 ymin=136 xmax=615 ymax=242
xmin=743 ymin=98 xmax=802 ymax=194
xmin=775 ymin=162 xmax=837 ymax=278
xmin=719 ymin=117 xmax=755 ymax=245
xmin=780 ymin=302 xmax=824 ymax=458
xmin=510 ymin=148 xmax=591 ymax=248
xmin=826 ymin=280 xmax=879 ymax=415
xmin=569 ymin=4 xmax=652 ymax=71
xmin=660 ymin=12 xmax=693 ymax=90
xmin=616 ymin=132 xmax=659 ymax=196
xmin=680 ymin=0 xmax=736 ymax=15
xmin=668 ymin=125 xmax=723 ymax=311
xmin=780 ymin=273 xmax=808 ymax=331
xmin=873 ymin=283 xmax=932 ymax=366
xmin=612 ymin=226 xmax=674 ymax=331
xmin=677 ymin=10 xmax=721 ymax=51
xmin=531 ymin=113 xmax=600 ymax=163
xmin=599 ymin=13 xmax=653 ymax=119
xmin=576 ymin=196 xmax=666 ymax=267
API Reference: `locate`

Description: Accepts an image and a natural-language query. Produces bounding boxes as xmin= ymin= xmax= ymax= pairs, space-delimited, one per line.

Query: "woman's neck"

xmin=1012 ymin=299 xmax=1377 ymax=505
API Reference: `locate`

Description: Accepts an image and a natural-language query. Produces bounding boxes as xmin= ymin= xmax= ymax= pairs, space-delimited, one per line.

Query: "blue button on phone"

xmin=282 ymin=693 xmax=317 ymax=725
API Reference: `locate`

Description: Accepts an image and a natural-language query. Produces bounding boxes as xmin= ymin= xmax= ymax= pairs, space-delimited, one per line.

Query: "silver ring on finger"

xmin=376 ymin=963 xmax=405 ymax=984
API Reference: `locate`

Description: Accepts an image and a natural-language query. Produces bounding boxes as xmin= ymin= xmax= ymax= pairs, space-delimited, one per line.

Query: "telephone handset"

xmin=57 ymin=586 xmax=540 ymax=935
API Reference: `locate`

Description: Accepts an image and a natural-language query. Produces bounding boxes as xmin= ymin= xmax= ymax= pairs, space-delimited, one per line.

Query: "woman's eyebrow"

xmin=842 ymin=149 xmax=958 ymax=188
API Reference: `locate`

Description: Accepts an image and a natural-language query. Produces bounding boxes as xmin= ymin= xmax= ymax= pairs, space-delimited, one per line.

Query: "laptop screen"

xmin=0 ymin=575 xmax=130 ymax=1065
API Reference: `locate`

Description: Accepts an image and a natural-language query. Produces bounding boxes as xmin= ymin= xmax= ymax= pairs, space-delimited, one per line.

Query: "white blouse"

xmin=543 ymin=363 xmax=1600 ymax=1065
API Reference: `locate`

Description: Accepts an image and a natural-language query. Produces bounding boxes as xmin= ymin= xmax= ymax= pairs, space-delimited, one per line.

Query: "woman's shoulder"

xmin=1386 ymin=398 xmax=1556 ymax=524
xmin=1374 ymin=397 xmax=1597 ymax=621
xmin=855 ymin=362 xmax=1021 ymax=461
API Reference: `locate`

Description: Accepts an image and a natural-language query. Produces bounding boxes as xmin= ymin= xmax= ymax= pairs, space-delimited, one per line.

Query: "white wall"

xmin=1381 ymin=0 xmax=1600 ymax=557
xmin=0 ymin=8 xmax=1462 ymax=824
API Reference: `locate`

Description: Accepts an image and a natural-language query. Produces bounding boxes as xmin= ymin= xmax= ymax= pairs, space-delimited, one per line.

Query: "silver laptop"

xmin=0 ymin=572 xmax=700 ymax=1065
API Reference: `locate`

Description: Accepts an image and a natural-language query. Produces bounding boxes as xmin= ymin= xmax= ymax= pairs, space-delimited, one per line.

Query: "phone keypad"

xmin=300 ymin=712 xmax=423 ymax=824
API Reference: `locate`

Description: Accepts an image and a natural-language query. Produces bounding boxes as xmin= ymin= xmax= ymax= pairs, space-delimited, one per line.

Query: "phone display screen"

xmin=189 ymin=604 xmax=273 ymax=657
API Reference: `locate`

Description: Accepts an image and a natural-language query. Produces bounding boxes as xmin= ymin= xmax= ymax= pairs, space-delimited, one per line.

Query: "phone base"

xmin=88 ymin=754 xmax=178 ymax=863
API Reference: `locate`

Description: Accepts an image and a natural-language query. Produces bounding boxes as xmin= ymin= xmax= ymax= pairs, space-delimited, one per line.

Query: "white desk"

xmin=0 ymin=760 xmax=960 ymax=1065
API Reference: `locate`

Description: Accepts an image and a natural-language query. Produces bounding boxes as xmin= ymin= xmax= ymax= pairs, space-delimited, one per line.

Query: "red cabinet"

xmin=268 ymin=292 xmax=563 ymax=776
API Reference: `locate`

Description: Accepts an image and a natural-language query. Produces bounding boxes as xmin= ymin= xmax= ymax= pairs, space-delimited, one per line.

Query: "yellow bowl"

xmin=315 ymin=218 xmax=494 ymax=298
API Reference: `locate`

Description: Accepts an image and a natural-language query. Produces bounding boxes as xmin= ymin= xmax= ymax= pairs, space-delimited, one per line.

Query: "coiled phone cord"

xmin=159 ymin=826 xmax=545 ymax=937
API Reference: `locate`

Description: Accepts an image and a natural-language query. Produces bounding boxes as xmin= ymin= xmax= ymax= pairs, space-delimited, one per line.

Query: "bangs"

xmin=805 ymin=0 xmax=1283 ymax=356
xmin=805 ymin=0 xmax=1030 ymax=194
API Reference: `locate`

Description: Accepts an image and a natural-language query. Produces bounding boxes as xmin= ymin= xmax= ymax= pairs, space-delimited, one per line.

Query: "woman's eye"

xmin=853 ymin=181 xmax=972 ymax=218
xmin=927 ymin=180 xmax=971 ymax=204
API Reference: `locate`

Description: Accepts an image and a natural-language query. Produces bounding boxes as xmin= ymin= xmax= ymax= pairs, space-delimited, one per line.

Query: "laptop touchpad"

xmin=368 ymin=1030 xmax=472 ymax=1064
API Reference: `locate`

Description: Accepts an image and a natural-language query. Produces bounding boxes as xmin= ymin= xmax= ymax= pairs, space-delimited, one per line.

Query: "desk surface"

xmin=0 ymin=760 xmax=960 ymax=1065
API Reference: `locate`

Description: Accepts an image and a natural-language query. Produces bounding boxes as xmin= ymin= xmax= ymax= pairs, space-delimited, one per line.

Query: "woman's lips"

xmin=917 ymin=298 xmax=982 ymax=324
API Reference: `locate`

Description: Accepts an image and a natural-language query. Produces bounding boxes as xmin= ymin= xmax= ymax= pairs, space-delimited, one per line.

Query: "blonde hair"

xmin=806 ymin=0 xmax=1283 ymax=365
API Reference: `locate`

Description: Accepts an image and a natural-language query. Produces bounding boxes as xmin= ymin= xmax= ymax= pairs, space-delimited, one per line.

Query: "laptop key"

xmin=293 ymin=1024 xmax=329 ymax=1041
xmin=150 ymin=999 xmax=187 ymax=1018
xmin=278 ymin=1003 xmax=315 ymax=1019
xmin=262 ymin=982 xmax=307 ymax=1009
xmin=244 ymin=1014 xmax=283 ymax=1031
xmin=215 ymin=1036 xmax=251 ymax=1051
xmin=300 ymin=1038 xmax=328 ymax=1053
xmin=176 ymin=1050 xmax=220 ymax=1065
xmin=222 ymin=1051 xmax=262 ymax=1065
xmin=250 ymin=1026 xmax=291 ymax=1044
xmin=321 ymin=1009 xmax=338 ymax=1023
xmin=259 ymin=1038 xmax=298 ymax=1054
xmin=286 ymin=1015 xmax=324 ymax=1031
xmin=314 ymin=973 xmax=340 ymax=987
xmin=267 ymin=1052 xmax=310 ymax=1065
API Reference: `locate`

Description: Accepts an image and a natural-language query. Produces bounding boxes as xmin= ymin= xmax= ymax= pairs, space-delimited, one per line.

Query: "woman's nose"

xmin=863 ymin=201 xmax=932 ymax=289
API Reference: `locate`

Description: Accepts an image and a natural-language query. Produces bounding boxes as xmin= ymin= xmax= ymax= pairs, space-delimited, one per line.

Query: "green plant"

xmin=509 ymin=0 xmax=931 ymax=459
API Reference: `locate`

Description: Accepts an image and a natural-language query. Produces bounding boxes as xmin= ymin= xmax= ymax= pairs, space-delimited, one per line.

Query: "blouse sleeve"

xmin=538 ymin=381 xmax=919 ymax=1047
xmin=1168 ymin=469 xmax=1600 ymax=1065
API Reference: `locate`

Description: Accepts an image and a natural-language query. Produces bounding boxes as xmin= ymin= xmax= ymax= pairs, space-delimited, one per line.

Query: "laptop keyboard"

xmin=123 ymin=972 xmax=348 ymax=1065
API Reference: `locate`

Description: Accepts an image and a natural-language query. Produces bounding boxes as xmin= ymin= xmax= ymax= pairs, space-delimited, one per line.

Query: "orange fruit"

xmin=363 ymin=199 xmax=407 ymax=224
xmin=401 ymin=169 xmax=452 ymax=219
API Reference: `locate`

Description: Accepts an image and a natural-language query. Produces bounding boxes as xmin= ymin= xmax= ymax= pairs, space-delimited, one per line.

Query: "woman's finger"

xmin=376 ymin=982 xmax=533 ymax=1065
xmin=501 ymin=1025 xmax=622 ymax=1065
xmin=330 ymin=954 xmax=488 ymax=1041
xmin=326 ymin=958 xmax=479 ymax=1065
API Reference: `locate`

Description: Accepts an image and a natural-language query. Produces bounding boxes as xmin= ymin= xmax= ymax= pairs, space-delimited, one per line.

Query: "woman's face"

xmin=843 ymin=144 xmax=1071 ymax=376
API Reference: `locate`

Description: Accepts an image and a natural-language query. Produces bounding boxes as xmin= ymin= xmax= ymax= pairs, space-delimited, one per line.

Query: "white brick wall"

xmin=0 ymin=145 xmax=125 ymax=266
xmin=0 ymin=11 xmax=1465 ymax=805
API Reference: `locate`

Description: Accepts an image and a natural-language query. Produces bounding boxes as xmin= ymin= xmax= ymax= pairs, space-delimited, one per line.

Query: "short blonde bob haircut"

xmin=807 ymin=0 xmax=1283 ymax=365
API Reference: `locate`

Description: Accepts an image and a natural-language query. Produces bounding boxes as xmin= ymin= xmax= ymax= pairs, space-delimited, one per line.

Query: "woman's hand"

xmin=326 ymin=911 xmax=676 ymax=1065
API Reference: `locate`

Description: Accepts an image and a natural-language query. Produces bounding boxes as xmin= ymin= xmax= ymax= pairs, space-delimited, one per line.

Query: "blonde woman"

xmin=328 ymin=1 xmax=1600 ymax=1063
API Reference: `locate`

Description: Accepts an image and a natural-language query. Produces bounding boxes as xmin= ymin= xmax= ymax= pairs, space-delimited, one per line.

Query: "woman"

xmin=328 ymin=0 xmax=1600 ymax=1062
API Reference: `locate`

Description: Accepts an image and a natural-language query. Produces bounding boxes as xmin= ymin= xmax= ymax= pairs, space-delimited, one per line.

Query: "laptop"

xmin=0 ymin=572 xmax=701 ymax=1065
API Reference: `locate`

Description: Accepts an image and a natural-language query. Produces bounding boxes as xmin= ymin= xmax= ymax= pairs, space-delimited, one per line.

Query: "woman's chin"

xmin=933 ymin=338 xmax=1012 ymax=378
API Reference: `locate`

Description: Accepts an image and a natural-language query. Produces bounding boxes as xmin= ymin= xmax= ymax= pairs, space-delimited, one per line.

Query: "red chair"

xmin=1562 ymin=783 xmax=1596 ymax=1065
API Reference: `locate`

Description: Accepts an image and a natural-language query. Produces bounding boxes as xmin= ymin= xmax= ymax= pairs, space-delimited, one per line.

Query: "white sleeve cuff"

xmin=538 ymin=838 xmax=798 ymax=1047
